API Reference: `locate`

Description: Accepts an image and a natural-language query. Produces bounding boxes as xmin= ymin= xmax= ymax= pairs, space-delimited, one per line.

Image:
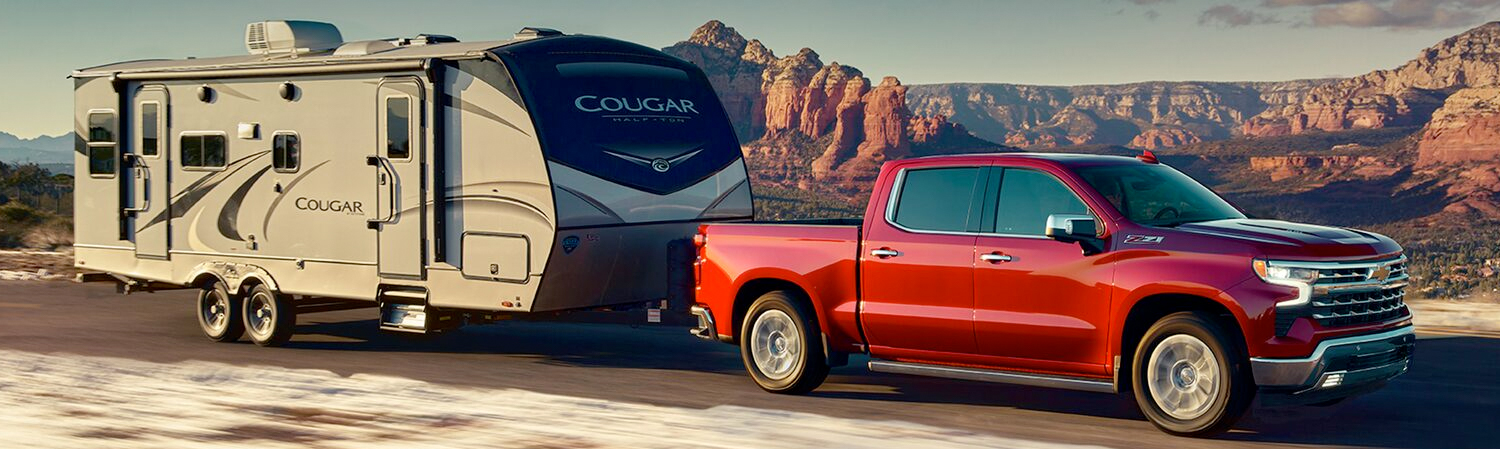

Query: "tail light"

xmin=692 ymin=233 xmax=706 ymax=287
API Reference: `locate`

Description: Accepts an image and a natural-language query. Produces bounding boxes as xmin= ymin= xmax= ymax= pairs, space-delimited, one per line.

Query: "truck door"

xmin=859 ymin=165 xmax=987 ymax=357
xmin=128 ymin=85 xmax=170 ymax=260
xmin=373 ymin=78 xmax=426 ymax=279
xmin=973 ymin=166 xmax=1112 ymax=376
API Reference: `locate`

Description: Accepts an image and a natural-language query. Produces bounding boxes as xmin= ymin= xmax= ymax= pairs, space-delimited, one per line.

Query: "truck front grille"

xmin=1311 ymin=287 xmax=1407 ymax=328
xmin=1273 ymin=256 xmax=1409 ymax=335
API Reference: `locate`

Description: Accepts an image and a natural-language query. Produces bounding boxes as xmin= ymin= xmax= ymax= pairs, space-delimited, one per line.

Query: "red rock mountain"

xmin=1246 ymin=22 xmax=1500 ymax=138
xmin=663 ymin=21 xmax=1005 ymax=191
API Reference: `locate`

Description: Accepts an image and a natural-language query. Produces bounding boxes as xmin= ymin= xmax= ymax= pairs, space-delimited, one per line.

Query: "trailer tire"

xmin=242 ymin=284 xmax=296 ymax=347
xmin=1132 ymin=311 xmax=1254 ymax=437
xmin=195 ymin=279 xmax=244 ymax=342
xmin=740 ymin=290 xmax=828 ymax=395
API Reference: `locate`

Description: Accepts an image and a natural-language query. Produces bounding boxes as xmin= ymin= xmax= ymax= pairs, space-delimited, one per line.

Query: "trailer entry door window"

xmin=180 ymin=134 xmax=226 ymax=169
xmin=386 ymin=96 xmax=411 ymax=159
xmin=891 ymin=167 xmax=983 ymax=233
xmin=273 ymin=132 xmax=300 ymax=172
xmin=140 ymin=104 xmax=159 ymax=156
xmin=87 ymin=112 xmax=117 ymax=176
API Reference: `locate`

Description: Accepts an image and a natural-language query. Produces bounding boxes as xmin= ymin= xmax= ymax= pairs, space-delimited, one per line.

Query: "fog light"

xmin=1322 ymin=373 xmax=1345 ymax=388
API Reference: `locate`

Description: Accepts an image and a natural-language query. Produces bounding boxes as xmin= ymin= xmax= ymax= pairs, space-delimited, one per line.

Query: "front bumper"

xmin=1250 ymin=325 xmax=1414 ymax=405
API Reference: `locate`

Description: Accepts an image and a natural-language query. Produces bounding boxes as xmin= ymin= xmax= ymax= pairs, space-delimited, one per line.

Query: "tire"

xmin=739 ymin=290 xmax=829 ymax=395
xmin=242 ymin=283 xmax=296 ymax=347
xmin=1131 ymin=311 xmax=1254 ymax=437
xmin=195 ymin=279 xmax=244 ymax=342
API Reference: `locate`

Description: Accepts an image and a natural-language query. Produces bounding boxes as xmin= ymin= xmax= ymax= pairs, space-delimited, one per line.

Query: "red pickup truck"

xmin=690 ymin=152 xmax=1414 ymax=436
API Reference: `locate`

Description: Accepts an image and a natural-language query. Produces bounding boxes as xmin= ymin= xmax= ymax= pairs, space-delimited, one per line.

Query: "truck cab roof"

xmin=899 ymin=152 xmax=1153 ymax=169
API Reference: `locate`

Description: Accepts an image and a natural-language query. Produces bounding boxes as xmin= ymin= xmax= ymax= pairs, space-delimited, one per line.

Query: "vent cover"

xmin=244 ymin=20 xmax=343 ymax=56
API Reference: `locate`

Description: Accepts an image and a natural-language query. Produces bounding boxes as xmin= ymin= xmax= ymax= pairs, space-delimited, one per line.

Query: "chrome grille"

xmin=1312 ymin=287 xmax=1407 ymax=328
xmin=1274 ymin=256 xmax=1409 ymax=335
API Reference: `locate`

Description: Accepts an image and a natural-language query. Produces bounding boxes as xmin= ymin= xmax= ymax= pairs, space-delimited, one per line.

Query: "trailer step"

xmin=376 ymin=287 xmax=458 ymax=334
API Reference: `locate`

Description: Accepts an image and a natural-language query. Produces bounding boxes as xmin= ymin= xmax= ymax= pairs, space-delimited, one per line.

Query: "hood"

xmin=1170 ymin=219 xmax=1402 ymax=260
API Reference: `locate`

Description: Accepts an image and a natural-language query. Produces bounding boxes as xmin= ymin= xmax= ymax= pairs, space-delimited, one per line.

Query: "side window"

xmin=992 ymin=168 xmax=1091 ymax=236
xmin=273 ymin=133 xmax=300 ymax=172
xmin=87 ymin=112 xmax=117 ymax=176
xmin=891 ymin=167 xmax=982 ymax=233
xmin=140 ymin=103 xmax=159 ymax=156
xmin=180 ymin=134 xmax=227 ymax=169
xmin=386 ymin=96 xmax=411 ymax=159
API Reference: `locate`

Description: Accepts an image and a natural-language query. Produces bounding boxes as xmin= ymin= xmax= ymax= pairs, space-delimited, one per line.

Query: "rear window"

xmin=507 ymin=55 xmax=740 ymax=195
xmin=891 ymin=167 xmax=983 ymax=233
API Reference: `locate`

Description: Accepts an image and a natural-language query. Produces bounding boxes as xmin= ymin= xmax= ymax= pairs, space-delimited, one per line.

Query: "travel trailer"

xmin=73 ymin=21 xmax=753 ymax=346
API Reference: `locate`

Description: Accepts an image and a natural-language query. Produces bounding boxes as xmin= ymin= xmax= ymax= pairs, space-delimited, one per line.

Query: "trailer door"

xmin=129 ymin=85 xmax=170 ymax=260
xmin=373 ymin=78 xmax=426 ymax=279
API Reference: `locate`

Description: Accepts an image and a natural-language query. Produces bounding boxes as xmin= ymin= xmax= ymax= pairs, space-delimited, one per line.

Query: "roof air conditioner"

xmin=245 ymin=21 xmax=344 ymax=56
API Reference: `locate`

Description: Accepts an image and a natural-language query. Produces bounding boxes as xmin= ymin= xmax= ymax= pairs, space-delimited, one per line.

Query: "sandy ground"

xmin=0 ymin=350 xmax=1099 ymax=449
xmin=1407 ymin=299 xmax=1500 ymax=334
xmin=0 ymin=248 xmax=72 ymax=280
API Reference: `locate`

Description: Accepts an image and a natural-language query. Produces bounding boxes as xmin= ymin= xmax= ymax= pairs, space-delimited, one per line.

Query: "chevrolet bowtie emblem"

xmin=1370 ymin=264 xmax=1392 ymax=282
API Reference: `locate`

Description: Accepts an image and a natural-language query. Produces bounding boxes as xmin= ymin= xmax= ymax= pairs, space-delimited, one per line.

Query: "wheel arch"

xmin=731 ymin=277 xmax=817 ymax=345
xmin=1115 ymin=292 xmax=1251 ymax=390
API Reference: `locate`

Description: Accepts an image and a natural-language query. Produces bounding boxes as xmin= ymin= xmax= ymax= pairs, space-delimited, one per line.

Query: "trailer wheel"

xmin=195 ymin=279 xmax=244 ymax=342
xmin=242 ymin=284 xmax=296 ymax=347
xmin=740 ymin=290 xmax=828 ymax=395
xmin=1132 ymin=311 xmax=1254 ymax=437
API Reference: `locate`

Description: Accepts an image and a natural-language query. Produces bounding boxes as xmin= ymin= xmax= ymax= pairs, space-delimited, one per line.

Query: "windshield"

xmin=507 ymin=55 xmax=741 ymax=196
xmin=1076 ymin=164 xmax=1244 ymax=226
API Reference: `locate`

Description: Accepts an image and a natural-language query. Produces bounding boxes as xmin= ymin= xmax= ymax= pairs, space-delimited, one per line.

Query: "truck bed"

xmin=693 ymin=220 xmax=865 ymax=351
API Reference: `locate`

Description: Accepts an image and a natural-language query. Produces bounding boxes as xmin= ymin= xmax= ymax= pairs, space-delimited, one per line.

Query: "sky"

xmin=1 ymin=0 xmax=1495 ymax=139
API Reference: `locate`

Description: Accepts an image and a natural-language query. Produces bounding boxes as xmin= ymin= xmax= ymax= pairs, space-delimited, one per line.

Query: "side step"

xmin=868 ymin=360 xmax=1116 ymax=394
xmin=377 ymin=287 xmax=459 ymax=334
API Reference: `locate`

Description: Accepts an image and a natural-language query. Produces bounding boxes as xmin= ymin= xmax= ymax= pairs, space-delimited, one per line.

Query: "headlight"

xmin=1253 ymin=259 xmax=1316 ymax=307
xmin=1253 ymin=260 xmax=1319 ymax=283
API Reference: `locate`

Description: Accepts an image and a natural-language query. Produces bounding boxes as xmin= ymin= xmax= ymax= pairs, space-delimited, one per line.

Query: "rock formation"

xmin=1245 ymin=22 xmax=1500 ymax=137
xmin=1417 ymin=87 xmax=1500 ymax=165
xmin=663 ymin=20 xmax=1005 ymax=193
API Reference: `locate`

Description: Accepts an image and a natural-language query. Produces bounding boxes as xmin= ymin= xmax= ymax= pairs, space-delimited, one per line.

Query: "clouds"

xmin=1199 ymin=5 xmax=1281 ymax=27
xmin=1124 ymin=0 xmax=1500 ymax=30
xmin=1295 ymin=0 xmax=1500 ymax=29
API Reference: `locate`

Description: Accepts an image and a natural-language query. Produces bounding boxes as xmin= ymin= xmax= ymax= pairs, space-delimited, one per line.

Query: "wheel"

xmin=242 ymin=283 xmax=296 ymax=347
xmin=1132 ymin=311 xmax=1254 ymax=437
xmin=195 ymin=279 xmax=244 ymax=342
xmin=740 ymin=291 xmax=829 ymax=394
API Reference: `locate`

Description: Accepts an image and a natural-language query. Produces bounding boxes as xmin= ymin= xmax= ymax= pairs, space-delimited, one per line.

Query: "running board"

xmin=867 ymin=360 xmax=1116 ymax=394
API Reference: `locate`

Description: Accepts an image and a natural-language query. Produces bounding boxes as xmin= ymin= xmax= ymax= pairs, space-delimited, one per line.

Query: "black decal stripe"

xmin=260 ymin=160 xmax=331 ymax=240
xmin=217 ymin=165 xmax=272 ymax=241
xmin=439 ymin=93 xmax=529 ymax=137
xmin=446 ymin=194 xmax=551 ymax=221
xmin=554 ymin=185 xmax=623 ymax=222
xmin=138 ymin=151 xmax=270 ymax=232
xmin=697 ymin=179 xmax=749 ymax=218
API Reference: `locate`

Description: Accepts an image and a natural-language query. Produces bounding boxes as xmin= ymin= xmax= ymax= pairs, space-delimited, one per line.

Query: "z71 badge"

xmin=1123 ymin=235 xmax=1165 ymax=244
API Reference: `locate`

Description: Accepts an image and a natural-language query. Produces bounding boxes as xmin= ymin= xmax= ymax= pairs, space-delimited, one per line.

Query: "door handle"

xmin=980 ymin=253 xmax=1014 ymax=263
xmin=870 ymin=249 xmax=902 ymax=258
xmin=123 ymin=155 xmax=149 ymax=213
xmin=367 ymin=155 xmax=400 ymax=227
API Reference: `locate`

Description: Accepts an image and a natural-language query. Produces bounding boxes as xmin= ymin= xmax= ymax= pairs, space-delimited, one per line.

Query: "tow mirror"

xmin=1045 ymin=214 xmax=1105 ymax=255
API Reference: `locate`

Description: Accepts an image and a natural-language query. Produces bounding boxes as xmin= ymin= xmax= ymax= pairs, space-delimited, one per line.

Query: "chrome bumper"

xmin=1251 ymin=326 xmax=1414 ymax=401
xmin=689 ymin=305 xmax=717 ymax=341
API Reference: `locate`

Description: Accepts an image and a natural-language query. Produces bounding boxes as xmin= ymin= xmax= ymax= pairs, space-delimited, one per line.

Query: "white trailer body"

xmin=73 ymin=22 xmax=752 ymax=332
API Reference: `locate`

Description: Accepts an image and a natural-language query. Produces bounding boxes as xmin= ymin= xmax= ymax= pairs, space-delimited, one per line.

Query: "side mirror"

xmin=1045 ymin=214 xmax=1105 ymax=255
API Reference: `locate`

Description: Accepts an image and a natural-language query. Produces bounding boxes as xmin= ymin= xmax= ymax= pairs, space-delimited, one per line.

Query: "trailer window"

xmin=273 ymin=132 xmax=299 ymax=172
xmin=86 ymin=112 xmax=116 ymax=176
xmin=386 ymin=96 xmax=411 ymax=159
xmin=181 ymin=134 xmax=226 ymax=169
xmin=891 ymin=167 xmax=983 ymax=233
xmin=140 ymin=104 xmax=159 ymax=156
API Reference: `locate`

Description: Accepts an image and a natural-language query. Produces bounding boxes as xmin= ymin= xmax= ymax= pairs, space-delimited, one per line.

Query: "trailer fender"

xmin=186 ymin=261 xmax=281 ymax=294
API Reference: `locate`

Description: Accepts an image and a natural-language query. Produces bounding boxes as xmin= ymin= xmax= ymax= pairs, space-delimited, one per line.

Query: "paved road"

xmin=2 ymin=281 xmax=1496 ymax=448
